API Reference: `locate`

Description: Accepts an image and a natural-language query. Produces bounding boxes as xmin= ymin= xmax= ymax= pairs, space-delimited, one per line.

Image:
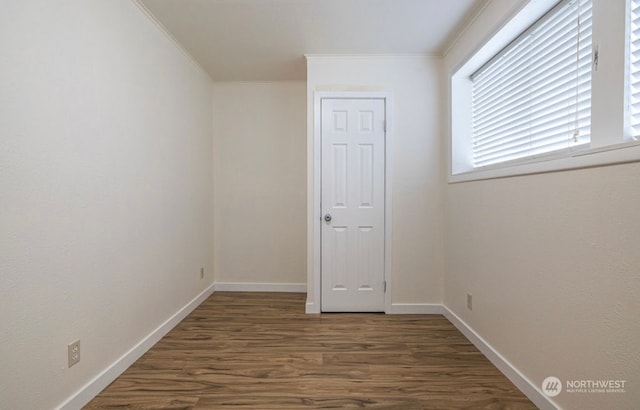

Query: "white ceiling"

xmin=139 ymin=0 xmax=484 ymax=81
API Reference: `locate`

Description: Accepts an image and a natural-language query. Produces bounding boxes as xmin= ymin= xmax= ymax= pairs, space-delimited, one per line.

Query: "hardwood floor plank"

xmin=86 ymin=292 xmax=535 ymax=409
xmin=84 ymin=395 xmax=198 ymax=410
xmin=194 ymin=396 xmax=424 ymax=409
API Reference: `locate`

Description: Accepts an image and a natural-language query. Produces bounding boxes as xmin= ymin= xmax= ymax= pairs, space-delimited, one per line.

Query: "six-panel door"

xmin=321 ymin=98 xmax=386 ymax=312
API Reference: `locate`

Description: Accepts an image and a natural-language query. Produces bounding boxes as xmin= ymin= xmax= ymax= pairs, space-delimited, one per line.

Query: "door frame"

xmin=309 ymin=91 xmax=393 ymax=313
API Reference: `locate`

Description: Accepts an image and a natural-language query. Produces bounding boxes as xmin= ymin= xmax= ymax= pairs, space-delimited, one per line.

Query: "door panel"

xmin=332 ymin=144 xmax=348 ymax=207
xmin=358 ymin=144 xmax=374 ymax=207
xmin=321 ymin=98 xmax=385 ymax=312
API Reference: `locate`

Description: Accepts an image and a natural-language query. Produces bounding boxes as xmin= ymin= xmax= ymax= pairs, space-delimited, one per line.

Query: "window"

xmin=450 ymin=0 xmax=640 ymax=181
xmin=629 ymin=0 xmax=640 ymax=139
xmin=471 ymin=0 xmax=592 ymax=168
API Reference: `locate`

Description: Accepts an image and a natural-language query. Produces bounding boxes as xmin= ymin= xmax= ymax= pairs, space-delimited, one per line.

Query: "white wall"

xmin=213 ymin=82 xmax=306 ymax=286
xmin=443 ymin=1 xmax=640 ymax=409
xmin=306 ymin=56 xmax=445 ymax=307
xmin=0 ymin=1 xmax=214 ymax=409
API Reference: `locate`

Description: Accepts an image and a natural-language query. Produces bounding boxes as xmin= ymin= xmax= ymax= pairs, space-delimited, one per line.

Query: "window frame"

xmin=627 ymin=0 xmax=640 ymax=140
xmin=449 ymin=0 xmax=640 ymax=183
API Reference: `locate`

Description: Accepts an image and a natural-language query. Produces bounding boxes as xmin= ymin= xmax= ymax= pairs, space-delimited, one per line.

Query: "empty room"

xmin=1 ymin=0 xmax=638 ymax=409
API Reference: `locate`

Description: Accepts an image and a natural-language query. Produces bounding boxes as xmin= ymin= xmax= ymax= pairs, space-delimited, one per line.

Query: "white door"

xmin=321 ymin=98 xmax=386 ymax=312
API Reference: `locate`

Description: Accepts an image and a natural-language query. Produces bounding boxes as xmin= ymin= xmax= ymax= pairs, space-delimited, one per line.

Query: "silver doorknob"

xmin=324 ymin=213 xmax=332 ymax=222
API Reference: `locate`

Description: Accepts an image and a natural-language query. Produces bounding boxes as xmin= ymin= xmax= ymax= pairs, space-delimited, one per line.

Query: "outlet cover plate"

xmin=68 ymin=340 xmax=80 ymax=367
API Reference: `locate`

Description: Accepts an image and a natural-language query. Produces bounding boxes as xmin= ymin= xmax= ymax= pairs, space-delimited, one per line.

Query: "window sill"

xmin=449 ymin=140 xmax=640 ymax=183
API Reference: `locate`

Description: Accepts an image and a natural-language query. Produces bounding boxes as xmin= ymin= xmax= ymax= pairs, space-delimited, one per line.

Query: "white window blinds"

xmin=471 ymin=0 xmax=593 ymax=168
xmin=630 ymin=0 xmax=640 ymax=139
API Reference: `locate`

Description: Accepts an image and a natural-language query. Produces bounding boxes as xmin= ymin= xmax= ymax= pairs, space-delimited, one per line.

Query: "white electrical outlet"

xmin=466 ymin=293 xmax=473 ymax=310
xmin=200 ymin=267 xmax=204 ymax=279
xmin=68 ymin=340 xmax=80 ymax=367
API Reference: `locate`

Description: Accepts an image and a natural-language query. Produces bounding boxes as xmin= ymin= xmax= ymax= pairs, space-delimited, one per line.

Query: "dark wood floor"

xmin=86 ymin=292 xmax=535 ymax=409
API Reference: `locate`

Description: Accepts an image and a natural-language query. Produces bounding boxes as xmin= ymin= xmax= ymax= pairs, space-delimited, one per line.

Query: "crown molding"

xmin=130 ymin=0 xmax=212 ymax=82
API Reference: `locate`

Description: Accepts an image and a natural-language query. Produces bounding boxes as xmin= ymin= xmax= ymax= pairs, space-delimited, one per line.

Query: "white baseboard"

xmin=305 ymin=301 xmax=320 ymax=314
xmin=214 ymin=282 xmax=306 ymax=293
xmin=387 ymin=303 xmax=444 ymax=314
xmin=305 ymin=302 xmax=442 ymax=314
xmin=442 ymin=306 xmax=558 ymax=410
xmin=57 ymin=283 xmax=215 ymax=410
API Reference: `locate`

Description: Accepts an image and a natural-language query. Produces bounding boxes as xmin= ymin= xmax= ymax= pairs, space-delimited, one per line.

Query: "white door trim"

xmin=309 ymin=91 xmax=393 ymax=313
